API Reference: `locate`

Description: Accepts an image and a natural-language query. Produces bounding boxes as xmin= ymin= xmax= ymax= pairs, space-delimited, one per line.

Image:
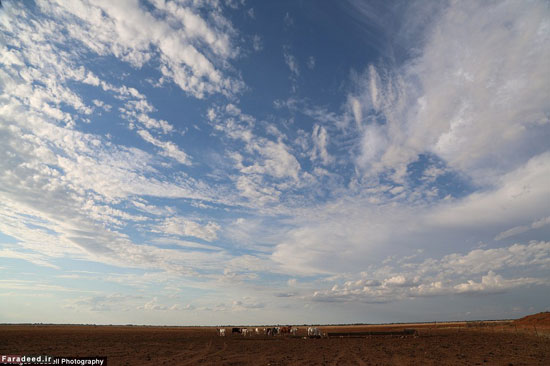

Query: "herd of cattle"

xmin=217 ymin=326 xmax=322 ymax=338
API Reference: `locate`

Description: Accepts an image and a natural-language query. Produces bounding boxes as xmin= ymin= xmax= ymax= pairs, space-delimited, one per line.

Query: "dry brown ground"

xmin=515 ymin=312 xmax=550 ymax=328
xmin=0 ymin=323 xmax=548 ymax=366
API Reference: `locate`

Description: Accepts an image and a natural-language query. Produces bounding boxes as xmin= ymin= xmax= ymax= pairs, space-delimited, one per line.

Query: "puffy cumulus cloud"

xmin=155 ymin=217 xmax=221 ymax=242
xmin=310 ymin=241 xmax=550 ymax=303
xmin=350 ymin=0 xmax=550 ymax=185
xmin=452 ymin=271 xmax=545 ymax=295
xmin=33 ymin=0 xmax=243 ymax=98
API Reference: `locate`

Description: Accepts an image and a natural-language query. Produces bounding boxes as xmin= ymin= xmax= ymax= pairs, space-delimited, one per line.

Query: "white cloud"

xmin=350 ymin=0 xmax=550 ymax=184
xmin=137 ymin=129 xmax=191 ymax=165
xmin=429 ymin=152 xmax=550 ymax=230
xmin=241 ymin=140 xmax=301 ymax=180
xmin=150 ymin=237 xmax=221 ymax=251
xmin=272 ymin=153 xmax=550 ymax=275
xmin=310 ymin=241 xmax=550 ymax=303
xmin=532 ymin=216 xmax=550 ymax=229
xmin=66 ymin=293 xmax=143 ymax=312
xmin=495 ymin=225 xmax=530 ymax=241
xmin=139 ymin=297 xmax=174 ymax=311
xmin=453 ymin=271 xmax=545 ymax=294
xmin=350 ymin=97 xmax=362 ymax=128
xmin=0 ymin=280 xmax=90 ymax=293
xmin=0 ymin=249 xmax=59 ymax=269
xmin=156 ymin=217 xmax=221 ymax=242
xmin=496 ymin=216 xmax=550 ymax=240
xmin=0 ymin=0 xmax=236 ymax=276
xmin=231 ymin=297 xmax=265 ymax=311
xmin=235 ymin=175 xmax=280 ymax=205
xmin=34 ymin=0 xmax=243 ymax=98
xmin=252 ymin=34 xmax=262 ymax=51
xmin=432 ymin=241 xmax=550 ymax=276
xmin=310 ymin=124 xmax=333 ymax=165
xmin=0 ymin=97 xmax=227 ymax=278
xmin=367 ymin=64 xmax=381 ymax=111
xmin=92 ymin=99 xmax=112 ymax=112
xmin=209 ymin=104 xmax=304 ymax=207
xmin=283 ymin=46 xmax=300 ymax=76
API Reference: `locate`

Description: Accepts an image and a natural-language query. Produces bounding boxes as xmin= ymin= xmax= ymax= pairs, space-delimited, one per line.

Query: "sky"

xmin=0 ymin=0 xmax=549 ymax=326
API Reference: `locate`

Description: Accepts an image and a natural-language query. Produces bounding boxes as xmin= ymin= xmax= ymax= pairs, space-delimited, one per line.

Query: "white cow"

xmin=307 ymin=327 xmax=321 ymax=337
xmin=241 ymin=328 xmax=250 ymax=336
xmin=218 ymin=328 xmax=226 ymax=336
xmin=290 ymin=327 xmax=298 ymax=336
xmin=255 ymin=328 xmax=261 ymax=335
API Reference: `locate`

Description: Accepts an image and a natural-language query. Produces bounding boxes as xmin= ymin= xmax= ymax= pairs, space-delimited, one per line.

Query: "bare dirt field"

xmin=1 ymin=316 xmax=549 ymax=365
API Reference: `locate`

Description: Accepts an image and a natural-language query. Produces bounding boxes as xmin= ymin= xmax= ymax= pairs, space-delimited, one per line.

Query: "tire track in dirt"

xmin=329 ymin=344 xmax=346 ymax=366
xmin=208 ymin=340 xmax=228 ymax=359
xmin=178 ymin=339 xmax=215 ymax=366
xmin=152 ymin=339 xmax=215 ymax=366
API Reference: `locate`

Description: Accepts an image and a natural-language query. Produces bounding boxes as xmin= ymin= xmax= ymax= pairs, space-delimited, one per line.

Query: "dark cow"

xmin=280 ymin=326 xmax=291 ymax=335
xmin=232 ymin=327 xmax=242 ymax=334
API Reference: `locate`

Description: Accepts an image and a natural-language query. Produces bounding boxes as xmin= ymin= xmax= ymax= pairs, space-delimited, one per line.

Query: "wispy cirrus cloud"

xmin=495 ymin=216 xmax=550 ymax=241
xmin=348 ymin=0 xmax=550 ymax=185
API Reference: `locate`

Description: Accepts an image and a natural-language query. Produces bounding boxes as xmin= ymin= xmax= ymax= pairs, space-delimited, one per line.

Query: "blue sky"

xmin=0 ymin=0 xmax=549 ymax=325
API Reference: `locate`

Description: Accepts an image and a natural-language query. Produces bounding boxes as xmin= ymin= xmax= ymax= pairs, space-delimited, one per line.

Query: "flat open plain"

xmin=1 ymin=320 xmax=549 ymax=365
